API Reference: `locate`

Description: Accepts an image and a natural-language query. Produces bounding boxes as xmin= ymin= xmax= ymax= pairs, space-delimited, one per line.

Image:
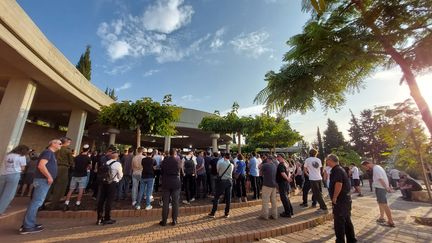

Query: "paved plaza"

xmin=0 ymin=184 xmax=431 ymax=242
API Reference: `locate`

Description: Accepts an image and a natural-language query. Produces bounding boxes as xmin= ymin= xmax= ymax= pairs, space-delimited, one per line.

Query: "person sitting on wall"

xmin=399 ymin=174 xmax=423 ymax=201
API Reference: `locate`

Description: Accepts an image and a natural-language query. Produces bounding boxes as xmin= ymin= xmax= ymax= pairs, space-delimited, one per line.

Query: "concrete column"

xmin=0 ymin=79 xmax=36 ymax=166
xmin=66 ymin=109 xmax=87 ymax=154
xmin=108 ymin=128 xmax=120 ymax=146
xmin=210 ymin=133 xmax=220 ymax=153
xmin=164 ymin=136 xmax=171 ymax=152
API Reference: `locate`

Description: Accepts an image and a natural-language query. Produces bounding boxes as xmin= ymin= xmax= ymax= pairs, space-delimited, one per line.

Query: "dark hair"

xmin=224 ymin=153 xmax=230 ymax=159
xmin=213 ymin=152 xmax=219 ymax=157
xmin=169 ymin=148 xmax=176 ymax=156
xmin=10 ymin=145 xmax=30 ymax=156
xmin=251 ymin=152 xmax=256 ymax=156
xmin=237 ymin=154 xmax=244 ymax=160
xmin=309 ymin=148 xmax=318 ymax=157
xmin=60 ymin=137 xmax=72 ymax=143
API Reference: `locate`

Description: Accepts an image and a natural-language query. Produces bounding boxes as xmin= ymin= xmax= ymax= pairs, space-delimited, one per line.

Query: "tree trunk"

xmin=410 ymin=130 xmax=432 ymax=203
xmin=136 ymin=127 xmax=141 ymax=148
xmin=354 ymin=1 xmax=432 ymax=139
xmin=237 ymin=131 xmax=242 ymax=154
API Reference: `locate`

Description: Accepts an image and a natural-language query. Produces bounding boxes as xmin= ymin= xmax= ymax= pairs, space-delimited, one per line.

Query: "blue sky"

xmin=18 ymin=0 xmax=432 ymax=144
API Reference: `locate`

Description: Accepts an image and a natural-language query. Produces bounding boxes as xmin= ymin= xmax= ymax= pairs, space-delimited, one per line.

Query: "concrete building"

xmin=0 ymin=1 xmax=227 ymax=168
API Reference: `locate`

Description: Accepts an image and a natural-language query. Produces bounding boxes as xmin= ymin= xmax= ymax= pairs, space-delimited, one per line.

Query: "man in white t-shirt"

xmin=304 ymin=149 xmax=328 ymax=212
xmin=389 ymin=168 xmax=400 ymax=189
xmin=361 ymin=160 xmax=395 ymax=227
xmin=350 ymin=163 xmax=363 ymax=197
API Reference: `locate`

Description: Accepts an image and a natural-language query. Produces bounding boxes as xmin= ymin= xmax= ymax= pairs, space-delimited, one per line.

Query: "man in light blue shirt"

xmin=249 ymin=152 xmax=260 ymax=200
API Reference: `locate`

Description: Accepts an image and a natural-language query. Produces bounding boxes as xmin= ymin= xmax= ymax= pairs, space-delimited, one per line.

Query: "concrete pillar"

xmin=108 ymin=128 xmax=120 ymax=145
xmin=164 ymin=136 xmax=171 ymax=152
xmin=66 ymin=109 xmax=87 ymax=154
xmin=210 ymin=133 xmax=220 ymax=153
xmin=0 ymin=79 xmax=36 ymax=166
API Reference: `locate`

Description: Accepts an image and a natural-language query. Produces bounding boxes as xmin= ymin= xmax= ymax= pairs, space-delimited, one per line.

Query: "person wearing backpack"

xmin=182 ymin=151 xmax=197 ymax=204
xmin=96 ymin=151 xmax=123 ymax=225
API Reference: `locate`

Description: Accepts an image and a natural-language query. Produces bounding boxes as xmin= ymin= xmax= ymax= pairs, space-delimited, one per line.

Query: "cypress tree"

xmin=76 ymin=45 xmax=91 ymax=81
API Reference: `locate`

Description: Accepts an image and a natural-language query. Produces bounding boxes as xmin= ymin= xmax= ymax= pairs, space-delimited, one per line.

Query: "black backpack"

xmin=97 ymin=160 xmax=117 ymax=184
xmin=184 ymin=158 xmax=195 ymax=176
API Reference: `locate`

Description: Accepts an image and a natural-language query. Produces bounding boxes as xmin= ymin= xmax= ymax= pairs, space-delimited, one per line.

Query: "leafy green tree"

xmin=98 ymin=95 xmax=181 ymax=147
xmin=323 ymin=119 xmax=345 ymax=155
xmin=76 ymin=45 xmax=91 ymax=81
xmin=104 ymin=87 xmax=118 ymax=101
xmin=255 ymin=0 xmax=432 ymax=138
xmin=247 ymin=114 xmax=302 ymax=153
xmin=333 ymin=147 xmax=362 ymax=167
xmin=349 ymin=109 xmax=387 ymax=162
xmin=376 ymin=100 xmax=430 ymax=172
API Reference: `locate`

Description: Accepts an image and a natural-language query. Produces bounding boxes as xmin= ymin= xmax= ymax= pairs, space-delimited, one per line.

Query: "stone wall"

xmin=20 ymin=122 xmax=91 ymax=153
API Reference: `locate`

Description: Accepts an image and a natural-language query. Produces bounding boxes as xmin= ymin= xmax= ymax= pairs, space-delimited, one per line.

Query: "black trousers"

xmin=302 ymin=179 xmax=317 ymax=205
xmin=97 ymin=182 xmax=117 ymax=220
xmin=333 ymin=201 xmax=357 ymax=243
xmin=162 ymin=188 xmax=180 ymax=223
xmin=278 ymin=181 xmax=294 ymax=215
xmin=154 ymin=170 xmax=161 ymax=192
xmin=310 ymin=180 xmax=327 ymax=210
xmin=211 ymin=179 xmax=232 ymax=216
xmin=250 ymin=175 xmax=260 ymax=199
xmin=183 ymin=175 xmax=196 ymax=201
xmin=236 ymin=174 xmax=247 ymax=198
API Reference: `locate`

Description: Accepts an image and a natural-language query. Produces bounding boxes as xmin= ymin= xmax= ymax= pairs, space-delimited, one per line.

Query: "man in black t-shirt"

xmin=137 ymin=149 xmax=157 ymax=210
xmin=276 ymin=154 xmax=294 ymax=217
xmin=400 ymin=175 xmax=423 ymax=201
xmin=326 ymin=154 xmax=357 ymax=243
xmin=209 ymin=152 xmax=220 ymax=196
xmin=63 ymin=145 xmax=92 ymax=211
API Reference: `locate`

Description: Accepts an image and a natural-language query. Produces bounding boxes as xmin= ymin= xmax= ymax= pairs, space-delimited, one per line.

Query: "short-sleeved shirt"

xmin=276 ymin=163 xmax=289 ymax=183
xmin=405 ymin=178 xmax=423 ymax=191
xmin=351 ymin=166 xmax=360 ymax=180
xmin=389 ymin=169 xmax=400 ymax=179
xmin=141 ymin=157 xmax=156 ymax=179
xmin=235 ymin=160 xmax=246 ymax=175
xmin=304 ymin=157 xmax=323 ymax=181
xmin=35 ymin=149 xmax=58 ymax=179
xmin=1 ymin=153 xmax=27 ymax=175
xmin=329 ymin=165 xmax=351 ymax=203
xmin=72 ymin=154 xmax=91 ymax=177
xmin=261 ymin=162 xmax=277 ymax=188
xmin=249 ymin=157 xmax=259 ymax=176
xmin=372 ymin=165 xmax=389 ymax=189
xmin=196 ymin=156 xmax=206 ymax=175
xmin=217 ymin=159 xmax=233 ymax=180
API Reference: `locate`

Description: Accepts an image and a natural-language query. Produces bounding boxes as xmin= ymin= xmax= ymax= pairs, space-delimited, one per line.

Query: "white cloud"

xmin=105 ymin=64 xmax=132 ymax=75
xmin=143 ymin=69 xmax=161 ymax=77
xmin=107 ymin=40 xmax=131 ymax=60
xmin=221 ymin=105 xmax=267 ymax=117
xmin=210 ymin=27 xmax=225 ymax=50
xmin=230 ymin=31 xmax=272 ymax=58
xmin=97 ymin=1 xmax=216 ymax=63
xmin=115 ymin=82 xmax=132 ymax=91
xmin=143 ymin=0 xmax=194 ymax=34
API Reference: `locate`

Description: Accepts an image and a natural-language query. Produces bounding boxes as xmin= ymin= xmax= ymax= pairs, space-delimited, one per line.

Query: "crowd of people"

xmin=0 ymin=137 xmax=425 ymax=242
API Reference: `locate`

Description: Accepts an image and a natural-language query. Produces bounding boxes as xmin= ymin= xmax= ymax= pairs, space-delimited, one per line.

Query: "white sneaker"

xmin=132 ymin=201 xmax=137 ymax=207
xmin=169 ymin=203 xmax=172 ymax=209
xmin=145 ymin=205 xmax=153 ymax=210
xmin=135 ymin=205 xmax=141 ymax=210
xmin=150 ymin=196 xmax=154 ymax=202
xmin=182 ymin=200 xmax=190 ymax=205
xmin=190 ymin=198 xmax=195 ymax=202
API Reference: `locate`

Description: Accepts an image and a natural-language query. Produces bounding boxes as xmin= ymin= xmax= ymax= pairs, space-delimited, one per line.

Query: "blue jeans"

xmin=23 ymin=178 xmax=51 ymax=228
xmin=137 ymin=178 xmax=154 ymax=207
xmin=117 ymin=175 xmax=131 ymax=199
xmin=131 ymin=174 xmax=141 ymax=204
xmin=0 ymin=173 xmax=21 ymax=214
